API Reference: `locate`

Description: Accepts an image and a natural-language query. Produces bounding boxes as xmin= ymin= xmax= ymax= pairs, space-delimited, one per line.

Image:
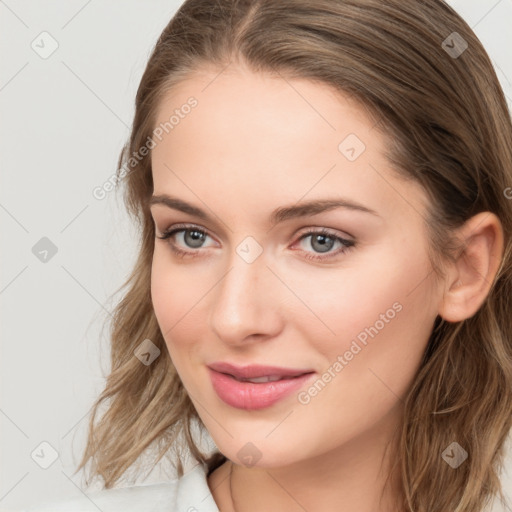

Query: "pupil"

xmin=186 ymin=230 xmax=204 ymax=248
xmin=313 ymin=234 xmax=333 ymax=253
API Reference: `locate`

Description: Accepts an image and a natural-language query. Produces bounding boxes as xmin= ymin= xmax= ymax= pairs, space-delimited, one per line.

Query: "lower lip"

xmin=208 ymin=368 xmax=315 ymax=410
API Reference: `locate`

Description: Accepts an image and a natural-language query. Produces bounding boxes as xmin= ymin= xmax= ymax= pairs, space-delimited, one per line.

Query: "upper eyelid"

xmin=150 ymin=206 xmax=364 ymax=238
xmin=159 ymin=223 xmax=216 ymax=240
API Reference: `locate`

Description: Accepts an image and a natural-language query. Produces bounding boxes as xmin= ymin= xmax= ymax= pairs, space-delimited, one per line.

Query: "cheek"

xmin=288 ymin=239 xmax=436 ymax=388
xmin=280 ymin=252 xmax=436 ymax=451
xmin=301 ymin=244 xmax=435 ymax=398
xmin=150 ymin=249 xmax=208 ymax=360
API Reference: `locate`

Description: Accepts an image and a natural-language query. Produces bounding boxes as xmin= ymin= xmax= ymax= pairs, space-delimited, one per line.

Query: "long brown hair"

xmin=76 ymin=1 xmax=512 ymax=510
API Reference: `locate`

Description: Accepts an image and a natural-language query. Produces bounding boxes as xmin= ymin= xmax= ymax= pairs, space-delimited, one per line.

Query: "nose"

xmin=209 ymin=246 xmax=283 ymax=346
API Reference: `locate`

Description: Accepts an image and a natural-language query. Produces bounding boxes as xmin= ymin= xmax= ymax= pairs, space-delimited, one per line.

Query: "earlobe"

xmin=438 ymin=212 xmax=504 ymax=323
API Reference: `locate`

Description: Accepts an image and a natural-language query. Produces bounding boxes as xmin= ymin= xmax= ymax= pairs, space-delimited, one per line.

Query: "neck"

xmin=224 ymin=406 xmax=404 ymax=512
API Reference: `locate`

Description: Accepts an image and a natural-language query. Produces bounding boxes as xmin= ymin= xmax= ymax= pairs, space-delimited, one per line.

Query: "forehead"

xmin=150 ymin=67 xmax=428 ymax=223
xmin=153 ymin=66 xmax=380 ymax=155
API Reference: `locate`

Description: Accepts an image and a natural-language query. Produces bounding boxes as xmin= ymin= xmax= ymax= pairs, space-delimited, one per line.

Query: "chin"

xmin=213 ymin=437 xmax=306 ymax=470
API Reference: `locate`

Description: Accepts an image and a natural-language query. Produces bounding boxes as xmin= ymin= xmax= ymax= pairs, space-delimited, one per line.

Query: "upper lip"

xmin=208 ymin=361 xmax=314 ymax=379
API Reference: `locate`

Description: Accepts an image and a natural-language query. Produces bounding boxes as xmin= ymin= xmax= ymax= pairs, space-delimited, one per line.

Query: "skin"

xmin=149 ymin=61 xmax=504 ymax=512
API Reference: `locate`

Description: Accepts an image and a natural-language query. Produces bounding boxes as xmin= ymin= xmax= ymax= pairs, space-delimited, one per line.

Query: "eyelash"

xmin=155 ymin=223 xmax=355 ymax=262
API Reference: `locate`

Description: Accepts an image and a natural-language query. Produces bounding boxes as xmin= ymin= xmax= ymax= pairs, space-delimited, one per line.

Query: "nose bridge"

xmin=209 ymin=241 xmax=278 ymax=342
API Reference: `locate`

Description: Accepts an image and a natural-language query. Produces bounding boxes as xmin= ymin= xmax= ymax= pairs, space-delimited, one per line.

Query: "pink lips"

xmin=208 ymin=362 xmax=315 ymax=410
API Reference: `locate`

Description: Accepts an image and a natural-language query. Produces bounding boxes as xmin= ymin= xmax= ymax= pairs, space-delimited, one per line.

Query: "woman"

xmin=23 ymin=0 xmax=512 ymax=511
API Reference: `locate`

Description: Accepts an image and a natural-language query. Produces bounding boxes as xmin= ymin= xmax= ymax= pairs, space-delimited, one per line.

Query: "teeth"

xmin=238 ymin=375 xmax=284 ymax=383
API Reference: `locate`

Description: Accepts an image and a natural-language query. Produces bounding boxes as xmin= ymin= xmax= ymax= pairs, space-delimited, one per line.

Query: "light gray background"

xmin=1 ymin=1 xmax=511 ymax=510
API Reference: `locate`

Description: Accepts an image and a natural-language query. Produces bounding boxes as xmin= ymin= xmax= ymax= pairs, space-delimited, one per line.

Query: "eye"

xmin=155 ymin=224 xmax=355 ymax=262
xmin=155 ymin=223 xmax=215 ymax=259
xmin=293 ymin=228 xmax=355 ymax=261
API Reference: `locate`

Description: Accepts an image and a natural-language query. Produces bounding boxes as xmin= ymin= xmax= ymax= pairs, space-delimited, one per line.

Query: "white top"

xmin=21 ymin=463 xmax=220 ymax=512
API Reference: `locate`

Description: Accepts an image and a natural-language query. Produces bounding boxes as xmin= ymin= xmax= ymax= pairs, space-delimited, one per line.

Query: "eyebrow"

xmin=149 ymin=194 xmax=380 ymax=225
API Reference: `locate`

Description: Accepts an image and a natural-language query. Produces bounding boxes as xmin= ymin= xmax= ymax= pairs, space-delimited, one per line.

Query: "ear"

xmin=438 ymin=211 xmax=504 ymax=323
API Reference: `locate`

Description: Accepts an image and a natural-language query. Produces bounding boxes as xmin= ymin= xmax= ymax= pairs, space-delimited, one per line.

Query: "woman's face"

xmin=149 ymin=64 xmax=443 ymax=468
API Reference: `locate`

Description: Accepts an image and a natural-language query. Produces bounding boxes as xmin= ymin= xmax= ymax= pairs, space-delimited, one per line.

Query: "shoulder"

xmin=19 ymin=463 xmax=219 ymax=512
